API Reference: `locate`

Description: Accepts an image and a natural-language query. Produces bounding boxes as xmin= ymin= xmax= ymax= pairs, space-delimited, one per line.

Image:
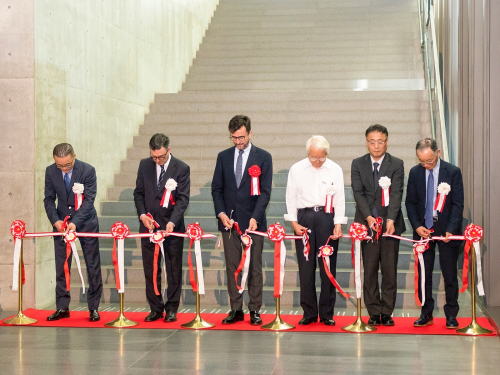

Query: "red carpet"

xmin=1 ymin=309 xmax=496 ymax=336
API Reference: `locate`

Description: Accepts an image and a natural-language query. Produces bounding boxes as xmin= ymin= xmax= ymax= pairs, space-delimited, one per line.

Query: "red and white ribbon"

xmin=10 ymin=220 xmax=26 ymax=292
xmin=63 ymin=231 xmax=85 ymax=294
xmin=413 ymin=241 xmax=429 ymax=306
xmin=160 ymin=178 xmax=177 ymax=208
xmin=235 ymin=233 xmax=253 ymax=294
xmin=72 ymin=183 xmax=84 ymax=211
xmin=434 ymin=182 xmax=451 ymax=212
xmin=111 ymin=222 xmax=130 ymax=293
xmin=150 ymin=231 xmax=167 ymax=296
xmin=302 ymin=229 xmax=311 ymax=261
xmin=460 ymin=224 xmax=485 ymax=296
xmin=379 ymin=176 xmax=391 ymax=207
xmin=349 ymin=222 xmax=369 ymax=298
xmin=248 ymin=165 xmax=261 ymax=196
xmin=324 ymin=184 xmax=336 ymax=213
xmin=186 ymin=223 xmax=205 ymax=295
xmin=371 ymin=217 xmax=383 ymax=241
xmin=268 ymin=223 xmax=287 ymax=297
xmin=146 ymin=213 xmax=160 ymax=230
xmin=318 ymin=244 xmax=350 ymax=299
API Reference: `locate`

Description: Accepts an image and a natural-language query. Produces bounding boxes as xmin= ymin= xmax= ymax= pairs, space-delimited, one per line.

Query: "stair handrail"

xmin=418 ymin=0 xmax=450 ymax=162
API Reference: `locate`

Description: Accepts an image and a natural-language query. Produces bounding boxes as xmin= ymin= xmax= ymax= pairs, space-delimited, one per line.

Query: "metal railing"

xmin=418 ymin=0 xmax=449 ymax=162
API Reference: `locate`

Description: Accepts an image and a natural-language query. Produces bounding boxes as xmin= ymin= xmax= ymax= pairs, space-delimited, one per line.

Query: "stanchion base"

xmin=456 ymin=320 xmax=493 ymax=335
xmin=342 ymin=317 xmax=377 ymax=333
xmin=104 ymin=313 xmax=139 ymax=328
xmin=3 ymin=312 xmax=37 ymax=325
xmin=181 ymin=315 xmax=215 ymax=330
xmin=261 ymin=315 xmax=295 ymax=331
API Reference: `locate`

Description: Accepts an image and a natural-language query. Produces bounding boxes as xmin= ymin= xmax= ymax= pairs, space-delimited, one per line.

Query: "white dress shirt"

xmin=425 ymin=157 xmax=440 ymax=217
xmin=156 ymin=154 xmax=172 ymax=183
xmin=370 ymin=154 xmax=385 ymax=171
xmin=284 ymin=158 xmax=348 ymax=225
xmin=233 ymin=143 xmax=252 ymax=174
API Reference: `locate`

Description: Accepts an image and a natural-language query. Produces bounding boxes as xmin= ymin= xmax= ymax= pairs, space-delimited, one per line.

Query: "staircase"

xmin=72 ymin=0 xmax=444 ymax=310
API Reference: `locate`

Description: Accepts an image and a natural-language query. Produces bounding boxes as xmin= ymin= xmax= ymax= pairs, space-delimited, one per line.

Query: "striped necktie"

xmin=157 ymin=164 xmax=165 ymax=192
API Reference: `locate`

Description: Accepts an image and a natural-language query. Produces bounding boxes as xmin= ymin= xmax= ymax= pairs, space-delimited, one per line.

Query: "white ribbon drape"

xmin=382 ymin=187 xmax=390 ymax=207
xmin=238 ymin=245 xmax=252 ymax=294
xmin=194 ymin=240 xmax=205 ymax=295
xmin=279 ymin=241 xmax=287 ymax=296
xmin=474 ymin=241 xmax=485 ymax=296
xmin=354 ymin=239 xmax=362 ymax=298
xmin=69 ymin=241 xmax=85 ymax=294
xmin=12 ymin=238 xmax=22 ymax=292
xmin=418 ymin=253 xmax=425 ymax=305
xmin=117 ymin=238 xmax=125 ymax=293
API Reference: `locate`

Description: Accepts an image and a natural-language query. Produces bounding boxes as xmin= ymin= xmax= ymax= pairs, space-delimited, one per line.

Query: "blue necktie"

xmin=235 ymin=150 xmax=244 ymax=188
xmin=157 ymin=164 xmax=165 ymax=192
xmin=425 ymin=168 xmax=435 ymax=229
xmin=64 ymin=173 xmax=70 ymax=194
xmin=372 ymin=162 xmax=379 ymax=217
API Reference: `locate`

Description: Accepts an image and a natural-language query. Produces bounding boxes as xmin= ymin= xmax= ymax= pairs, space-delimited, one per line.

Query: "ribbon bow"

xmin=186 ymin=223 xmax=205 ymax=294
xmin=460 ymin=224 xmax=485 ymax=296
xmin=111 ymin=222 xmax=130 ymax=293
xmin=10 ymin=220 xmax=26 ymax=292
xmin=268 ymin=223 xmax=287 ymax=297
xmin=349 ymin=222 xmax=368 ymax=299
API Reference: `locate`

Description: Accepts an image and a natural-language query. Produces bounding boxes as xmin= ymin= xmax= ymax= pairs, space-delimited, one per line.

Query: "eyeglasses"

xmin=367 ymin=139 xmax=387 ymax=145
xmin=56 ymin=158 xmax=75 ymax=170
xmin=308 ymin=157 xmax=327 ymax=162
xmin=151 ymin=152 xmax=168 ymax=161
xmin=419 ymin=159 xmax=436 ymax=166
xmin=229 ymin=134 xmax=248 ymax=142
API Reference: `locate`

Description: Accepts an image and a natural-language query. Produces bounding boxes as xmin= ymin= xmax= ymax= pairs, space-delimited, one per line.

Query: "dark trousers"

xmin=141 ymin=234 xmax=184 ymax=313
xmin=418 ymin=224 xmax=460 ymax=317
xmin=53 ymin=227 xmax=103 ymax=311
xmin=222 ymin=230 xmax=264 ymax=311
xmin=295 ymin=209 xmax=338 ymax=320
xmin=361 ymin=236 xmax=400 ymax=316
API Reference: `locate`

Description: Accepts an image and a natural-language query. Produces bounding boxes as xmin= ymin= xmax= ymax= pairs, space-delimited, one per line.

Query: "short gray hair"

xmin=416 ymin=138 xmax=438 ymax=153
xmin=53 ymin=143 xmax=75 ymax=158
xmin=306 ymin=135 xmax=330 ymax=154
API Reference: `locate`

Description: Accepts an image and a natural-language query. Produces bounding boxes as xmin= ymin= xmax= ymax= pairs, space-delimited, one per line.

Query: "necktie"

xmin=372 ymin=162 xmax=379 ymax=217
xmin=157 ymin=164 xmax=165 ymax=192
xmin=64 ymin=173 xmax=70 ymax=194
xmin=425 ymin=168 xmax=435 ymax=229
xmin=235 ymin=150 xmax=244 ymax=188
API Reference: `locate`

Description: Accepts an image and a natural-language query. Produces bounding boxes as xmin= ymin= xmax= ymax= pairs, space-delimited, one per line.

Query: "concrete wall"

xmin=0 ymin=0 xmax=218 ymax=310
xmin=0 ymin=0 xmax=36 ymax=312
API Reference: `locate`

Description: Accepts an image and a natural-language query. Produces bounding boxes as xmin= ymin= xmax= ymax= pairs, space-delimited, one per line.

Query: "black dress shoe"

xmin=414 ymin=314 xmax=433 ymax=327
xmin=164 ymin=311 xmax=177 ymax=323
xmin=89 ymin=310 xmax=100 ymax=322
xmin=298 ymin=317 xmax=317 ymax=325
xmin=381 ymin=314 xmax=394 ymax=326
xmin=222 ymin=310 xmax=244 ymax=324
xmin=320 ymin=318 xmax=336 ymax=326
xmin=145 ymin=311 xmax=164 ymax=322
xmin=446 ymin=316 xmax=459 ymax=329
xmin=47 ymin=309 xmax=70 ymax=321
xmin=368 ymin=315 xmax=381 ymax=326
xmin=250 ymin=311 xmax=262 ymax=325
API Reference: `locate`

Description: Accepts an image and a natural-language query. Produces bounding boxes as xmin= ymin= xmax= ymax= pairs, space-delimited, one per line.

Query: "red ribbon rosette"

xmin=318 ymin=245 xmax=350 ymax=298
xmin=150 ymin=231 xmax=165 ymax=296
xmin=11 ymin=220 xmax=26 ymax=239
xmin=186 ymin=223 xmax=204 ymax=292
xmin=413 ymin=242 xmax=429 ymax=306
xmin=248 ymin=165 xmax=261 ymax=195
xmin=460 ymin=224 xmax=484 ymax=294
xmin=268 ymin=223 xmax=286 ymax=297
xmin=10 ymin=220 xmax=26 ymax=289
xmin=111 ymin=222 xmax=130 ymax=292
xmin=349 ymin=222 xmax=368 ymax=299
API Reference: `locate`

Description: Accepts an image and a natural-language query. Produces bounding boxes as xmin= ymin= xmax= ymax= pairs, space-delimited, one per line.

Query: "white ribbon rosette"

xmin=324 ymin=184 xmax=336 ymax=213
xmin=72 ymin=183 xmax=84 ymax=211
xmin=434 ymin=182 xmax=451 ymax=212
xmin=378 ymin=176 xmax=391 ymax=207
xmin=161 ymin=178 xmax=177 ymax=208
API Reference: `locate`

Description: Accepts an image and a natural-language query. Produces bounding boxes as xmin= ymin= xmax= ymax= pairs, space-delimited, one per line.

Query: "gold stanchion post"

xmin=456 ymin=242 xmax=492 ymax=335
xmin=4 ymin=240 xmax=37 ymax=325
xmin=181 ymin=281 xmax=215 ymax=330
xmin=261 ymin=296 xmax=295 ymax=331
xmin=104 ymin=293 xmax=138 ymax=328
xmin=341 ymin=298 xmax=376 ymax=333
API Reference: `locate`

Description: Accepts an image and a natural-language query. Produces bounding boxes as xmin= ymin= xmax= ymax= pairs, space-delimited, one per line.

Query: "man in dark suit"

xmin=406 ymin=138 xmax=464 ymax=329
xmin=211 ymin=115 xmax=273 ymax=325
xmin=134 ymin=133 xmax=190 ymax=323
xmin=351 ymin=124 xmax=405 ymax=326
xmin=44 ymin=143 xmax=103 ymax=322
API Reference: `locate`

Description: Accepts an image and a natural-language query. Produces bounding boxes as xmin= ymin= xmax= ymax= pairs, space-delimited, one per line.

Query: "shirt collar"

xmin=370 ymin=154 xmax=385 ymax=166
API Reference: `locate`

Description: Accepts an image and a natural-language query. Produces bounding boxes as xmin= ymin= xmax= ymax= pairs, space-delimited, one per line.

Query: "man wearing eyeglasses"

xmin=43 ymin=143 xmax=103 ymax=322
xmin=211 ymin=115 xmax=272 ymax=325
xmin=406 ymin=138 xmax=464 ymax=329
xmin=351 ymin=124 xmax=405 ymax=326
xmin=284 ymin=136 xmax=347 ymax=326
xmin=134 ymin=133 xmax=190 ymax=323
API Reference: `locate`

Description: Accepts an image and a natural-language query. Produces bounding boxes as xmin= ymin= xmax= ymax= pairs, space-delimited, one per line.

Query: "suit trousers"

xmin=141 ymin=235 xmax=184 ymax=313
xmin=361 ymin=236 xmax=400 ymax=316
xmin=295 ymin=210 xmax=338 ymax=320
xmin=418 ymin=224 xmax=460 ymax=317
xmin=53 ymin=227 xmax=103 ymax=310
xmin=222 ymin=230 xmax=264 ymax=311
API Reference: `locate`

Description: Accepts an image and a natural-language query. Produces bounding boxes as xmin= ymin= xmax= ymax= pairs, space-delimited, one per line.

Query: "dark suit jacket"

xmin=351 ymin=153 xmax=406 ymax=235
xmin=134 ymin=155 xmax=190 ymax=232
xmin=211 ymin=145 xmax=272 ymax=232
xmin=44 ymin=159 xmax=98 ymax=231
xmin=405 ymin=159 xmax=464 ymax=243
